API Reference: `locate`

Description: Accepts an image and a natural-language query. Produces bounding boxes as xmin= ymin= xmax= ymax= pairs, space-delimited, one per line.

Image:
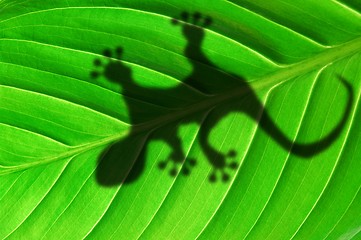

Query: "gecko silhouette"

xmin=91 ymin=12 xmax=353 ymax=186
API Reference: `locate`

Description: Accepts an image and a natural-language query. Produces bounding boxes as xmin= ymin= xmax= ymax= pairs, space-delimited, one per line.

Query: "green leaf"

xmin=1 ymin=0 xmax=361 ymax=239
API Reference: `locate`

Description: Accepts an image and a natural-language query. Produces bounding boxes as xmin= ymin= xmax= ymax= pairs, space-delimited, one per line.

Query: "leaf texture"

xmin=0 ymin=0 xmax=360 ymax=239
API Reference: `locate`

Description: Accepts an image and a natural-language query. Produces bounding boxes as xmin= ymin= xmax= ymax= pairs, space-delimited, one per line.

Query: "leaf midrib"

xmin=2 ymin=36 xmax=361 ymax=174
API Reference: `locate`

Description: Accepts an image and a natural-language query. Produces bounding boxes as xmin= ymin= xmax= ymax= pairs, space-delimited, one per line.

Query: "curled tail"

xmin=259 ymin=76 xmax=353 ymax=157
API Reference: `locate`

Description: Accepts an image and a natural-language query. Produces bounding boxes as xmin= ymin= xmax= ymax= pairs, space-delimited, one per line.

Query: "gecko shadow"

xmin=91 ymin=12 xmax=353 ymax=186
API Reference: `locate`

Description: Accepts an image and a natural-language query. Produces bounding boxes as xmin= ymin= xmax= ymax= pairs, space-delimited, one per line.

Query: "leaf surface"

xmin=0 ymin=0 xmax=360 ymax=239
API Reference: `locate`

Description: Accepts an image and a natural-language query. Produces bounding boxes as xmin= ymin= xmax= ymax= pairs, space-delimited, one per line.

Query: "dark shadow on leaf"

xmin=92 ymin=12 xmax=353 ymax=186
